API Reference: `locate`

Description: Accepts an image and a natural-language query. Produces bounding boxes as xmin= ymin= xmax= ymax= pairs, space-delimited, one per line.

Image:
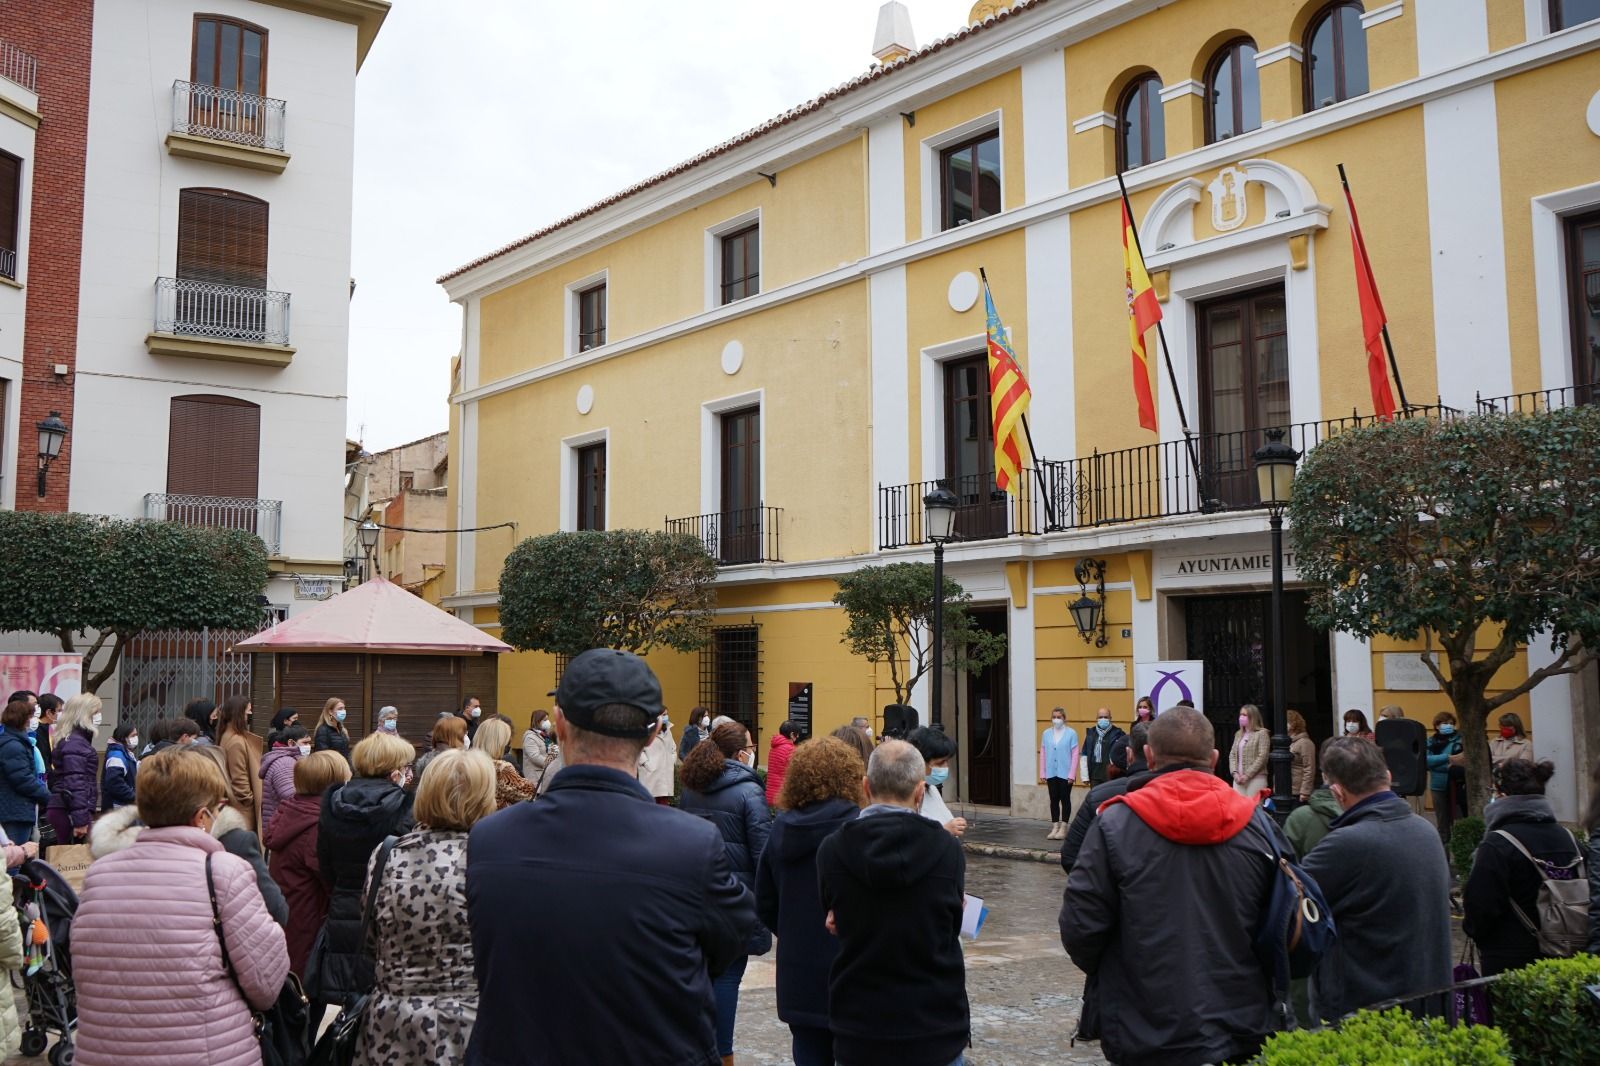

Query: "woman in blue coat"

xmin=755 ymin=736 xmax=863 ymax=1066
xmin=100 ymin=721 xmax=140 ymax=810
xmin=1426 ymin=710 xmax=1466 ymax=849
xmin=679 ymin=721 xmax=772 ymax=1064
xmin=0 ymin=697 xmax=50 ymax=847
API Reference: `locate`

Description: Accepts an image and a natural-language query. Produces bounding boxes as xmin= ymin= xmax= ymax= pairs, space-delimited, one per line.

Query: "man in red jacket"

xmin=765 ymin=720 xmax=798 ymax=806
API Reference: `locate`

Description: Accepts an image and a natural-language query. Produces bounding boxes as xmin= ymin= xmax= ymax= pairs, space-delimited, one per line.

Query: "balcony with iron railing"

xmin=146 ymin=277 xmax=294 ymax=367
xmin=145 ymin=493 xmax=282 ymax=556
xmin=0 ymin=246 xmax=15 ymax=283
xmin=0 ymin=39 xmax=37 ymax=93
xmin=166 ymin=80 xmax=289 ymax=172
xmin=666 ymin=505 xmax=783 ymax=565
xmin=878 ymin=404 xmax=1473 ymax=550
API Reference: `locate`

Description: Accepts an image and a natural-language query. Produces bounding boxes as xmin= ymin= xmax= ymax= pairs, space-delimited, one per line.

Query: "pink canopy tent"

xmin=235 ymin=577 xmax=510 ymax=655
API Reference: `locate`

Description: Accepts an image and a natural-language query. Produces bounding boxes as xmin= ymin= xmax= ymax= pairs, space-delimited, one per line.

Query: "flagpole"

xmin=1338 ymin=163 xmax=1412 ymax=415
xmin=1116 ymin=173 xmax=1210 ymax=507
xmin=977 ymin=267 xmax=1056 ymax=531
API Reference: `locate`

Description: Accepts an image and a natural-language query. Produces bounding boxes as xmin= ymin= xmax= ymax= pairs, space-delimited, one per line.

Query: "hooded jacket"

xmin=313 ymin=776 xmax=415 ymax=1004
xmin=99 ymin=740 xmax=138 ymax=810
xmin=1302 ymin=792 xmax=1452 ymax=1021
xmin=1463 ymin=794 xmax=1584 ymax=974
xmin=681 ymin=760 xmax=773 ymax=954
xmin=258 ymin=745 xmax=301 ymax=833
xmin=73 ymin=823 xmax=289 ymax=1066
xmin=816 ymin=807 xmax=967 ymax=1066
xmin=764 ymin=732 xmax=795 ymax=806
xmin=754 ymin=796 xmax=857 ymax=1027
xmin=1060 ymin=768 xmax=1281 ymax=1066
xmin=0 ymin=726 xmax=50 ymax=824
xmin=1059 ymin=758 xmax=1151 ymax=874
xmin=1284 ymin=788 xmax=1342 ymax=861
xmin=264 ymin=792 xmax=328 ymax=976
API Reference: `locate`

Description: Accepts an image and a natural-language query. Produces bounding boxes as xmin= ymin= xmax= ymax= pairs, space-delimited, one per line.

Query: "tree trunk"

xmin=1446 ymin=660 xmax=1495 ymax=819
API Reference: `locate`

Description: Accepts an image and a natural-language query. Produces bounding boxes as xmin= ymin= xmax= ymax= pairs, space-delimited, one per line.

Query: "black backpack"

xmin=1250 ymin=812 xmax=1338 ymax=995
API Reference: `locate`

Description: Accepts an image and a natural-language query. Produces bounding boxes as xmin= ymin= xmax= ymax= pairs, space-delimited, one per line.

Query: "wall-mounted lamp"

xmin=1069 ymin=557 xmax=1108 ymax=647
xmin=36 ymin=411 xmax=67 ymax=498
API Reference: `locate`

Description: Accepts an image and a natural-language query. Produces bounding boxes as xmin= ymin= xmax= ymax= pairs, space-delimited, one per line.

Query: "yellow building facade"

xmin=440 ymin=0 xmax=1600 ymax=820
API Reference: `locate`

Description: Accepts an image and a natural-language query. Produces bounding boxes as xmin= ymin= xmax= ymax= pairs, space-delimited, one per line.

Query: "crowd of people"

xmin=0 ymin=675 xmax=1597 ymax=1066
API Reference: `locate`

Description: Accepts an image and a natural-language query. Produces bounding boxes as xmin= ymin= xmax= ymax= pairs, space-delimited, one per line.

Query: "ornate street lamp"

xmin=924 ymin=483 xmax=958 ymax=728
xmin=357 ymin=518 xmax=380 ymax=581
xmin=1069 ymin=557 xmax=1108 ymax=647
xmin=35 ymin=411 xmax=67 ymax=498
xmin=1253 ymin=427 xmax=1301 ymax=819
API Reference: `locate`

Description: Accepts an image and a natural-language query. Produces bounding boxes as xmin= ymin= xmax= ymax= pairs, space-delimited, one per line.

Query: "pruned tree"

xmin=498 ymin=529 xmax=718 ymax=656
xmin=833 ymin=562 xmax=1007 ymax=708
xmin=1290 ymin=405 xmax=1600 ymax=815
xmin=0 ymin=511 xmax=271 ymax=693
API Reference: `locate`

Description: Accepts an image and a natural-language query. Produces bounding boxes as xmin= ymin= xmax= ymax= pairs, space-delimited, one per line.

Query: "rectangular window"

xmin=193 ymin=16 xmax=267 ymax=95
xmin=701 ymin=625 xmax=761 ymax=745
xmin=719 ymin=224 xmax=760 ymax=305
xmin=577 ymin=283 xmax=607 ymax=352
xmin=576 ymin=442 xmax=606 ymax=531
xmin=940 ymin=131 xmax=1002 ymax=231
xmin=719 ymin=406 xmax=761 ymax=563
xmin=177 ymin=187 xmax=268 ymax=288
xmin=1567 ymin=209 xmax=1600 ymax=399
xmin=942 ymin=354 xmax=1007 ymax=539
xmin=1198 ymin=285 xmax=1290 ymax=506
xmin=0 ymin=151 xmax=19 ymax=279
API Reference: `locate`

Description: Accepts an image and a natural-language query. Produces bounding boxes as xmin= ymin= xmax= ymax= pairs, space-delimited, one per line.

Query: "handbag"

xmin=206 ymin=853 xmax=312 ymax=1066
xmin=307 ymin=835 xmax=400 ymax=1066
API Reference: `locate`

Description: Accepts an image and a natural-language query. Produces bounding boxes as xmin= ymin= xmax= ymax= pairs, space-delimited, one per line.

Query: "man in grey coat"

xmin=1301 ymin=737 xmax=1453 ymax=1022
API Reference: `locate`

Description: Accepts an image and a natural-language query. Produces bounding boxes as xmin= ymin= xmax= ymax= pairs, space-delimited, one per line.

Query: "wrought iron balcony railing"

xmin=154 ymin=277 xmax=291 ymax=346
xmin=145 ymin=493 xmax=282 ymax=556
xmin=666 ymin=505 xmax=783 ymax=565
xmin=1475 ymin=382 xmax=1598 ymax=414
xmin=172 ymin=80 xmax=286 ymax=151
xmin=0 ymin=247 xmax=15 ymax=282
xmin=0 ymin=40 xmax=37 ymax=92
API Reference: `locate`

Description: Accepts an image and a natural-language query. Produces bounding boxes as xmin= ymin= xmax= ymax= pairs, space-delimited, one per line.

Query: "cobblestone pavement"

xmin=732 ymin=854 xmax=1109 ymax=1065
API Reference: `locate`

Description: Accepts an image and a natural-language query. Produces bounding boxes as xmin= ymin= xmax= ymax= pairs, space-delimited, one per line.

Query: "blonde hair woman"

xmin=1228 ymin=703 xmax=1269 ymax=799
xmin=45 ymin=693 xmax=102 ymax=843
xmin=357 ymin=749 xmax=496 ymax=1065
xmin=471 ymin=717 xmax=535 ymax=809
xmin=313 ymin=696 xmax=352 ymax=762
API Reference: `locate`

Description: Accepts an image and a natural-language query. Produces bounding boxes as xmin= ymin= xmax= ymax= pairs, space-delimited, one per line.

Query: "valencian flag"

xmin=1342 ymin=181 xmax=1398 ymax=420
xmin=982 ymin=279 xmax=1032 ymax=495
xmin=1122 ymin=199 xmax=1160 ymax=432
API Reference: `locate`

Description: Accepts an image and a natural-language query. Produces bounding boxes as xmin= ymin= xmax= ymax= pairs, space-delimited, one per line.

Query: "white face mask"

xmin=382 ymin=719 xmax=397 ymax=732
xmin=27 ymin=717 xmax=39 ymax=733
xmin=298 ymin=744 xmax=312 ymax=757
xmin=128 ymin=735 xmax=140 ymax=750
xmin=700 ymin=717 xmax=710 ymax=729
xmin=864 ymin=728 xmax=873 ymax=738
xmin=1344 ymin=721 xmax=1360 ymax=735
xmin=1052 ymin=718 xmax=1065 ymax=730
xmin=91 ymin=714 xmax=103 ymax=728
xmin=470 ymin=707 xmax=481 ymax=719
xmin=539 ymin=721 xmax=552 ymax=734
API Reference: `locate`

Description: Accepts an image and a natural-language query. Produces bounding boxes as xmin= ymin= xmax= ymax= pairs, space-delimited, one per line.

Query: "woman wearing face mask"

xmin=415 ymin=714 xmax=468 ymax=791
xmin=1489 ymin=713 xmax=1533 ymax=772
xmin=639 ymin=710 xmax=679 ymax=806
xmin=45 ymin=692 xmax=102 ymax=844
xmin=1039 ymin=708 xmax=1079 ymax=841
xmin=1341 ymin=708 xmax=1375 ymax=742
xmin=376 ymin=705 xmax=403 ymax=740
xmin=315 ymin=696 xmax=353 ymax=762
xmin=1426 ymin=711 xmax=1466 ymax=848
xmin=1085 ymin=711 xmax=1126 ymax=787
xmin=679 ymin=722 xmax=773 ymax=1066
xmin=906 ymin=726 xmax=967 ymax=837
xmin=1287 ymin=711 xmax=1317 ymax=804
xmin=1229 ymin=704 xmax=1269 ymax=799
xmin=0 ymin=699 xmax=51 ymax=849
xmin=1130 ymin=696 xmax=1155 ymax=731
xmin=679 ymin=707 xmax=713 ymax=761
xmin=100 ymin=722 xmax=140 ymax=811
xmin=259 ymin=724 xmax=309 ymax=835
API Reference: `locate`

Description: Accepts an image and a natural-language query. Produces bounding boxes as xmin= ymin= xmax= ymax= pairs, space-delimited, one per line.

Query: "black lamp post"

xmin=357 ymin=518 xmax=380 ymax=581
xmin=1253 ymin=427 xmax=1301 ymax=820
xmin=923 ymin=483 xmax=958 ymax=729
xmin=35 ymin=411 xmax=67 ymax=498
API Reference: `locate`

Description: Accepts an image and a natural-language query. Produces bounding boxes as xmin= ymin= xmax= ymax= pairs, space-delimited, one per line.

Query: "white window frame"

xmin=560 ymin=427 xmax=610 ymax=532
xmin=918 ymin=334 xmax=989 ymax=485
xmin=700 ymin=389 xmax=764 ymax=517
xmin=920 ymin=110 xmax=1004 ymax=239
xmin=704 ymin=209 xmax=762 ymax=311
xmin=1531 ymin=180 xmax=1600 ymax=391
xmin=564 ymin=269 xmax=609 ymax=357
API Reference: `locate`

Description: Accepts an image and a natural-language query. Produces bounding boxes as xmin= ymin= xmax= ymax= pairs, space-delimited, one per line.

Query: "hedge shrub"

xmin=1451 ymin=815 xmax=1486 ymax=877
xmin=1238 ymin=1008 xmax=1510 ymax=1065
xmin=1492 ymin=954 xmax=1600 ymax=1065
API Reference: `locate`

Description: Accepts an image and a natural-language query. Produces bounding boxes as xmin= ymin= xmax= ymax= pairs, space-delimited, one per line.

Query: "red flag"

xmin=1343 ymin=181 xmax=1397 ymax=420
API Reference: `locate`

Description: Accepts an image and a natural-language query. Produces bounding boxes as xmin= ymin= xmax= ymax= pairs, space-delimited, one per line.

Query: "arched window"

xmin=1117 ymin=74 xmax=1166 ymax=173
xmin=1205 ymin=38 xmax=1261 ymax=142
xmin=1304 ymin=2 xmax=1368 ymax=111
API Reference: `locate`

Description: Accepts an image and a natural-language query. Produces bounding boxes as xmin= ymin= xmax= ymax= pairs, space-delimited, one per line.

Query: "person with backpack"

xmin=1302 ymin=737 xmax=1452 ymax=1021
xmin=1464 ymin=758 xmax=1587 ymax=974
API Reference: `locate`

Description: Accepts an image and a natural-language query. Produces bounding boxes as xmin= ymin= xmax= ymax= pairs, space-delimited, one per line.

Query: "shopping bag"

xmin=46 ymin=842 xmax=93 ymax=894
xmin=1453 ymin=944 xmax=1492 ymax=1026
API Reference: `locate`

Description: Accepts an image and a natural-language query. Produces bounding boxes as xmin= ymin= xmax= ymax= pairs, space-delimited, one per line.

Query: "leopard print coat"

xmin=355 ymin=829 xmax=478 ymax=1066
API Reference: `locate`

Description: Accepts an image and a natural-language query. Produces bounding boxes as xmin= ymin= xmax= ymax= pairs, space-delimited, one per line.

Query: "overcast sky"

xmin=346 ymin=0 xmax=977 ymax=451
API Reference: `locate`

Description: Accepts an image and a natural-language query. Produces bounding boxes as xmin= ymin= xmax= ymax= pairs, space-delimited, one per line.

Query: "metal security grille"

xmin=700 ymin=626 xmax=761 ymax=744
xmin=118 ymin=627 xmax=263 ymax=735
xmin=553 ymin=653 xmax=570 ymax=685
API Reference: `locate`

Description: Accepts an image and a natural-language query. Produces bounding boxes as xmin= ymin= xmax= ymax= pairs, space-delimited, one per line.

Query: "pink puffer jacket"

xmin=72 ymin=826 xmax=290 ymax=1066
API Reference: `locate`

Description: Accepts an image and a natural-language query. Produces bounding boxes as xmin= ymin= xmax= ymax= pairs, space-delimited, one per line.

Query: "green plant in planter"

xmin=1451 ymin=815 xmax=1487 ymax=877
xmin=1238 ymin=1008 xmax=1510 ymax=1065
xmin=1491 ymin=954 xmax=1600 ymax=1064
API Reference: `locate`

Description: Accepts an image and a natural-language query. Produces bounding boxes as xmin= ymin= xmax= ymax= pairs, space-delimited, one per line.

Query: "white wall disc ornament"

xmin=721 ymin=340 xmax=744 ymax=375
xmin=575 ymin=384 xmax=594 ymax=415
xmin=948 ymin=271 xmax=980 ymax=313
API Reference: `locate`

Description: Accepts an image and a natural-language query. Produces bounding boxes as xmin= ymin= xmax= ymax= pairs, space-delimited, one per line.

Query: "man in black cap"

xmin=464 ymin=649 xmax=758 ymax=1066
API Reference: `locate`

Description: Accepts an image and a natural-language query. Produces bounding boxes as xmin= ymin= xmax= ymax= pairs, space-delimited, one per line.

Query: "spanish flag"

xmin=982 ymin=278 xmax=1032 ymax=495
xmin=1122 ymin=198 xmax=1160 ymax=432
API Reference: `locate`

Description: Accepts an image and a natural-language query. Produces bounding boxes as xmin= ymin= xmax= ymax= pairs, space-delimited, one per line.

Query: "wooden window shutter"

xmin=0 ymin=152 xmax=18 ymax=253
xmin=167 ymin=394 xmax=261 ymax=499
xmin=177 ymin=188 xmax=268 ymax=289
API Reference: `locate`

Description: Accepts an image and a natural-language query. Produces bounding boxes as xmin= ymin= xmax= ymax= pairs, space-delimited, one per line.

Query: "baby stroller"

xmin=13 ymin=858 xmax=76 ymax=1064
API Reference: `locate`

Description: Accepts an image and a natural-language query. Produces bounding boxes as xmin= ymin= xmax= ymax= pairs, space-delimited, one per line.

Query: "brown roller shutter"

xmin=0 ymin=152 xmax=19 ymax=255
xmin=461 ymin=655 xmax=499 ymax=721
xmin=279 ymin=653 xmax=367 ymax=742
xmin=250 ymin=653 xmax=277 ymax=732
xmin=167 ymin=394 xmax=260 ymax=499
xmin=178 ymin=188 xmax=268 ymax=288
xmin=372 ymin=656 xmax=462 ymax=750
